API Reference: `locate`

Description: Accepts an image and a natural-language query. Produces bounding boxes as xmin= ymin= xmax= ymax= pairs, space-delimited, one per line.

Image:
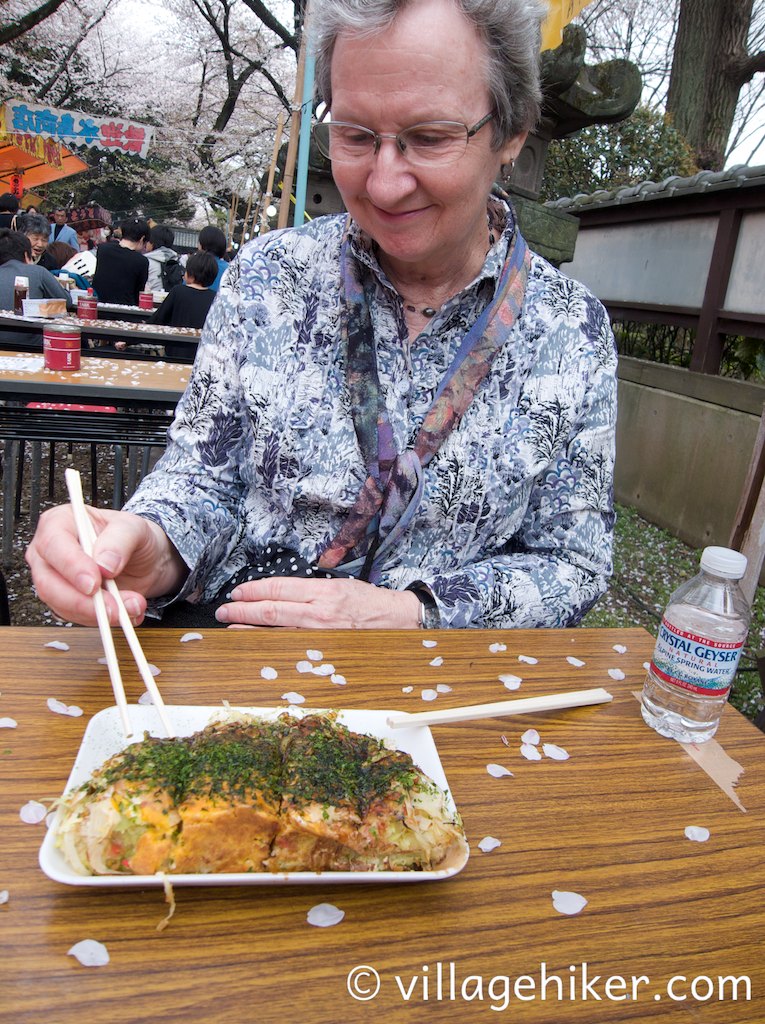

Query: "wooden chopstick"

xmin=386 ymin=687 xmax=613 ymax=729
xmin=64 ymin=469 xmax=173 ymax=738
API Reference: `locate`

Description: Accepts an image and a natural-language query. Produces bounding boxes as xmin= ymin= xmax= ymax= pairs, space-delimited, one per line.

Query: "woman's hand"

xmin=214 ymin=576 xmax=422 ymax=629
xmin=25 ymin=505 xmax=187 ymax=626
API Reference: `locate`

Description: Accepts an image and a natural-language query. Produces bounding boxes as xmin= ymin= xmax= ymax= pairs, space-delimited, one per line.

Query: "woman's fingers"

xmin=26 ymin=506 xmax=171 ymax=626
xmin=216 ymin=576 xmax=420 ymax=629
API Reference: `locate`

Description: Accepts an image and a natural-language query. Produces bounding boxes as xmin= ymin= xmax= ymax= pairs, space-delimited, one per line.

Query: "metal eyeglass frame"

xmin=312 ymin=112 xmax=494 ymax=165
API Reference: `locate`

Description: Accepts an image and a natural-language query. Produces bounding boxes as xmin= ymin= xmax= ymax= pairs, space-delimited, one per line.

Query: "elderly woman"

xmin=18 ymin=212 xmax=58 ymax=270
xmin=27 ymin=0 xmax=616 ymax=632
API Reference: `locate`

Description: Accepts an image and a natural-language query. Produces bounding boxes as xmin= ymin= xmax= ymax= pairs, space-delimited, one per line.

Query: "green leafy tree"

xmin=540 ymin=105 xmax=698 ymax=202
xmin=44 ymin=149 xmax=195 ymax=222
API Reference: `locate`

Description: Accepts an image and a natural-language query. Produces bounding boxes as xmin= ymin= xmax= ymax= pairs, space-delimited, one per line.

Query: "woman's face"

xmin=28 ymin=233 xmax=48 ymax=260
xmin=329 ymin=0 xmax=525 ymax=278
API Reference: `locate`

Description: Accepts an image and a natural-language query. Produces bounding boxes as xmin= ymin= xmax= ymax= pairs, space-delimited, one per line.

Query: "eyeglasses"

xmin=312 ymin=113 xmax=494 ymax=167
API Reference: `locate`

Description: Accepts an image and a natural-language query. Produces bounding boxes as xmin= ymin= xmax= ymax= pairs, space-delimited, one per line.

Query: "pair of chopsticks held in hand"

xmin=64 ymin=469 xmax=173 ymax=739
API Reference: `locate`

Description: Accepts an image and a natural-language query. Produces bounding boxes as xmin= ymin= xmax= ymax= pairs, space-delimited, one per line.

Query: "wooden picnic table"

xmin=1 ymin=625 xmax=763 ymax=1023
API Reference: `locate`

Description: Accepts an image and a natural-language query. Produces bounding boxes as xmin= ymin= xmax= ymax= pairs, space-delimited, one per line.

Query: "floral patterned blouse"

xmin=125 ymin=198 xmax=617 ymax=628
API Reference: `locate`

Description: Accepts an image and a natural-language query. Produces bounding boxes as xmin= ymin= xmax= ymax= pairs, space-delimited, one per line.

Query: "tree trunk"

xmin=666 ymin=0 xmax=757 ymax=169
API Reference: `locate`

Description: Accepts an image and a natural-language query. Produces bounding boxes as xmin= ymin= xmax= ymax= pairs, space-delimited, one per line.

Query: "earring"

xmin=502 ymin=159 xmax=516 ymax=182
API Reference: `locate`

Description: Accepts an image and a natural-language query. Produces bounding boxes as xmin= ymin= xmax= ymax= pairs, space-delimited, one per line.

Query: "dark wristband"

xmin=410 ymin=586 xmax=441 ymax=629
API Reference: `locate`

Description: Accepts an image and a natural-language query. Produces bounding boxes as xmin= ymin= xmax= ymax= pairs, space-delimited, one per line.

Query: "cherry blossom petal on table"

xmin=436 ymin=684 xmax=452 ymax=693
xmin=44 ymin=641 xmax=70 ymax=652
xmin=296 ymin=660 xmax=313 ymax=673
xmin=146 ymin=664 xmax=160 ymax=677
xmin=401 ymin=685 xmax=413 ymax=693
xmin=180 ymin=632 xmax=203 ymax=643
xmin=47 ymin=698 xmax=83 ymax=718
xmin=520 ymin=743 xmax=542 ymax=761
xmin=306 ymin=649 xmax=323 ymax=662
xmin=607 ymin=668 xmax=625 ymax=681
xmin=422 ymin=639 xmax=438 ymax=648
xmin=499 ymin=674 xmax=522 ymax=690
xmin=643 ymin=662 xmax=651 ymax=671
xmin=429 ymin=657 xmax=444 ymax=667
xmin=543 ymin=743 xmax=570 ymax=761
xmin=518 ymin=655 xmax=538 ymax=665
xmin=0 ymin=717 xmax=17 ymax=729
xmin=331 ymin=674 xmax=347 ymax=686
xmin=138 ymin=691 xmax=153 ymax=705
xmin=260 ymin=667 xmax=278 ymax=680
xmin=67 ymin=939 xmax=110 ymax=967
xmin=45 ymin=811 xmax=57 ymax=829
xmin=488 ymin=643 xmax=507 ymax=653
xmin=566 ymin=656 xmax=585 ymax=668
xmin=684 ymin=825 xmax=710 ymax=842
xmin=521 ymin=728 xmax=540 ymax=745
xmin=20 ymin=800 xmax=47 ymax=824
xmin=421 ymin=689 xmax=438 ymax=702
xmin=486 ymin=763 xmax=514 ymax=778
xmin=552 ymin=890 xmax=588 ymax=916
xmin=0 ymin=890 xmax=8 ymax=905
xmin=281 ymin=692 xmax=306 ymax=705
xmin=307 ymin=903 xmax=344 ymax=928
xmin=612 ymin=644 xmax=627 ymax=654
xmin=500 ymin=734 xmax=509 ymax=747
xmin=478 ymin=836 xmax=502 ymax=853
xmin=311 ymin=663 xmax=335 ymax=676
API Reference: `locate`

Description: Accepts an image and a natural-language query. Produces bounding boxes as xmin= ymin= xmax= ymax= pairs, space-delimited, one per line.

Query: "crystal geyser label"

xmin=650 ymin=618 xmax=744 ymax=696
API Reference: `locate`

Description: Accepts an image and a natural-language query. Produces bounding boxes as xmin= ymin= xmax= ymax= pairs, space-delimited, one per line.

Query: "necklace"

xmin=405 ymin=303 xmax=437 ymax=318
xmin=398 ymin=229 xmax=497 ymax=320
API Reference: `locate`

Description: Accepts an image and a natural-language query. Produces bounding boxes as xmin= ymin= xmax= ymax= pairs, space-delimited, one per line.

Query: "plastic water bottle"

xmin=640 ymin=546 xmax=750 ymax=743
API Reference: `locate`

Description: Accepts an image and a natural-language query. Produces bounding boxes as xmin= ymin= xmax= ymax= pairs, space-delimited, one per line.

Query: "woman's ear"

xmin=499 ymin=130 xmax=528 ymax=168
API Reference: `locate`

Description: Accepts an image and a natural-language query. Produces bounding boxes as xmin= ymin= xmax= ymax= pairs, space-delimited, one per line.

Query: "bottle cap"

xmin=700 ymin=546 xmax=747 ymax=579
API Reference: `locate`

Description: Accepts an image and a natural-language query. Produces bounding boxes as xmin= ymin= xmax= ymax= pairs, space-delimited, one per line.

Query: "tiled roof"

xmin=546 ymin=164 xmax=765 ymax=212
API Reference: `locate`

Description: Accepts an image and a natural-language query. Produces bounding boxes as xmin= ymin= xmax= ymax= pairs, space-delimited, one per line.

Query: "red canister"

xmin=43 ymin=324 xmax=81 ymax=371
xmin=77 ymin=295 xmax=98 ymax=321
xmin=138 ymin=291 xmax=154 ymax=310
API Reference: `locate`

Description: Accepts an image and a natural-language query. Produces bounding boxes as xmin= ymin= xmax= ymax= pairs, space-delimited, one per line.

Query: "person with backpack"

xmin=145 ymin=224 xmax=183 ymax=292
xmin=0 ymin=193 xmax=20 ymax=230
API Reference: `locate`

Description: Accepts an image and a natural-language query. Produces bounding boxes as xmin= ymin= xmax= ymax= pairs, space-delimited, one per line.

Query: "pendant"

xmin=404 ymin=303 xmax=437 ymax=318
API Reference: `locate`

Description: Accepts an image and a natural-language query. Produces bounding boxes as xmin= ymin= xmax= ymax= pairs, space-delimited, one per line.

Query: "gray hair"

xmin=18 ymin=212 xmax=51 ymax=237
xmin=310 ymin=0 xmax=546 ymax=146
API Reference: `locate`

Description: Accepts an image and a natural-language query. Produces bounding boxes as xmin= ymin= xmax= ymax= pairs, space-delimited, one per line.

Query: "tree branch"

xmin=35 ymin=3 xmax=114 ymax=100
xmin=730 ymin=49 xmax=765 ymax=87
xmin=238 ymin=0 xmax=297 ymax=52
xmin=0 ymin=0 xmax=69 ymax=46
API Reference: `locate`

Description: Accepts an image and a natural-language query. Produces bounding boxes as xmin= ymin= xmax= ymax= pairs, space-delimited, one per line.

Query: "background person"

xmin=150 ymin=251 xmax=217 ymax=330
xmin=0 ymin=229 xmax=72 ymax=347
xmin=116 ymin=252 xmax=218 ymax=359
xmin=18 ymin=212 xmax=58 ymax=270
xmin=45 ymin=240 xmax=79 ymax=269
xmin=48 ymin=208 xmax=79 ymax=249
xmin=0 ymin=230 xmax=71 ymax=306
xmin=26 ymin=0 xmax=616 ymax=634
xmin=197 ymin=225 xmax=229 ymax=291
xmin=144 ymin=224 xmax=181 ymax=291
xmin=91 ymin=217 xmax=149 ymax=304
xmin=0 ymin=193 xmax=20 ymax=230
